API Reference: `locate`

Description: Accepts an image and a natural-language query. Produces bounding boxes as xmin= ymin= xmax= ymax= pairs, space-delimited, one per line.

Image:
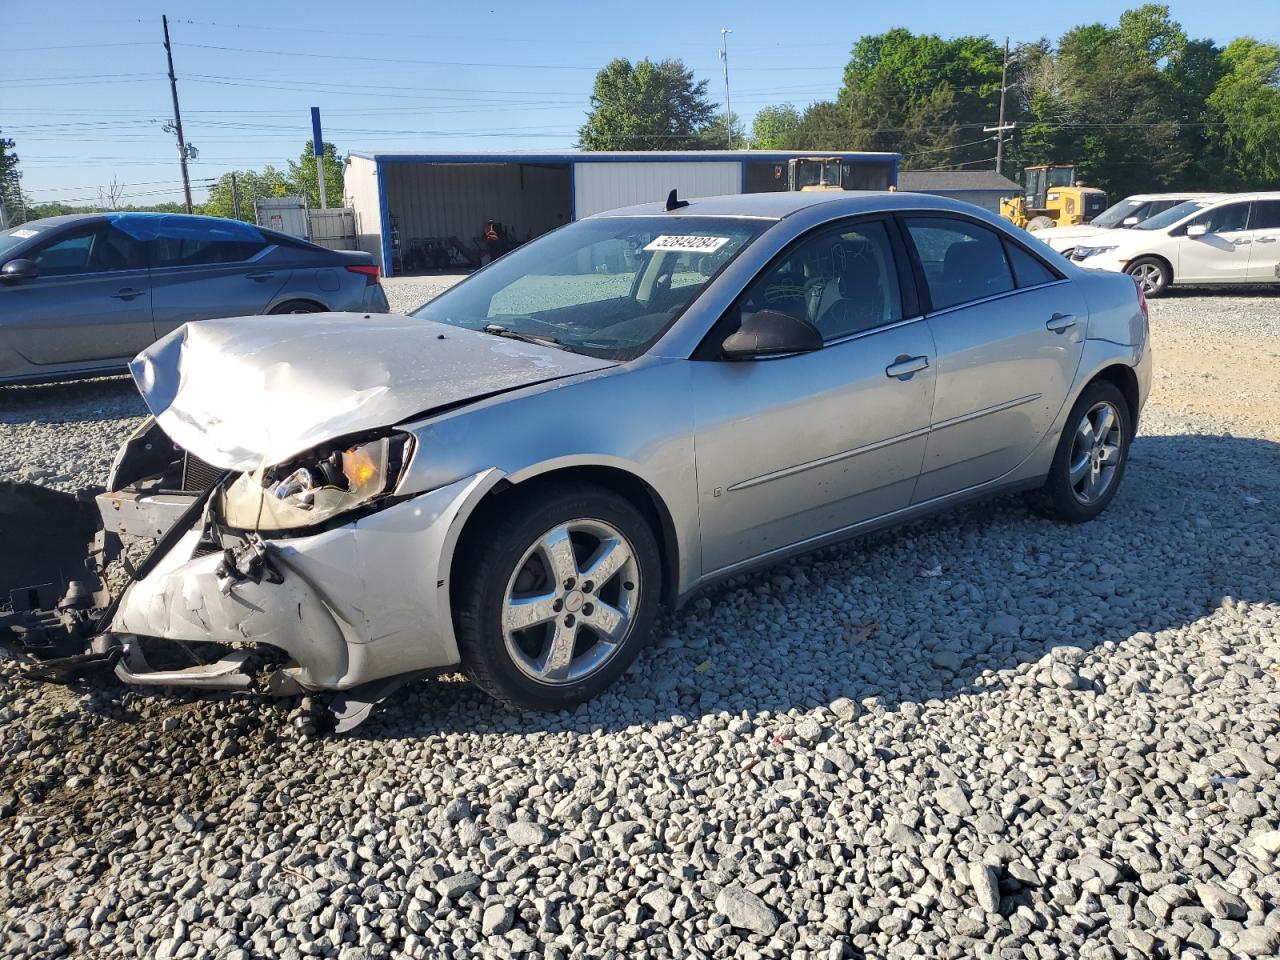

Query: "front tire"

xmin=1125 ymin=257 xmax=1170 ymax=298
xmin=453 ymin=484 xmax=661 ymax=711
xmin=1026 ymin=215 xmax=1057 ymax=232
xmin=1027 ymin=381 xmax=1131 ymax=523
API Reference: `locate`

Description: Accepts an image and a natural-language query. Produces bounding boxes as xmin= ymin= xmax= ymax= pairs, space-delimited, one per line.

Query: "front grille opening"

xmin=181 ymin=452 xmax=224 ymax=492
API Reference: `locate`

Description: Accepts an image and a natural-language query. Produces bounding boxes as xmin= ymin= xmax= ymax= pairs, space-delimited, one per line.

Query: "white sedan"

xmin=1032 ymin=192 xmax=1220 ymax=255
xmin=1069 ymin=193 xmax=1280 ymax=297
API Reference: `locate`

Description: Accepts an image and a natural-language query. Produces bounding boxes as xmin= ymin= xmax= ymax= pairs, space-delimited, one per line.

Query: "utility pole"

xmin=231 ymin=172 xmax=241 ymax=220
xmin=162 ymin=15 xmax=193 ymax=213
xmin=719 ymin=28 xmax=733 ymax=150
xmin=996 ymin=37 xmax=1010 ymax=175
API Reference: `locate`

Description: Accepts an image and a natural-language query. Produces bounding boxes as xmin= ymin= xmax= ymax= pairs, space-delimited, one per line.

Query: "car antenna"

xmin=665 ymin=189 xmax=689 ymax=211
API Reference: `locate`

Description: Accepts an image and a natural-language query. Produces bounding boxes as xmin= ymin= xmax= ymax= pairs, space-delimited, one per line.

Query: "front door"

xmin=0 ymin=221 xmax=153 ymax=368
xmin=1176 ymin=200 xmax=1255 ymax=284
xmin=692 ymin=218 xmax=936 ymax=575
xmin=900 ymin=215 xmax=1087 ymax=503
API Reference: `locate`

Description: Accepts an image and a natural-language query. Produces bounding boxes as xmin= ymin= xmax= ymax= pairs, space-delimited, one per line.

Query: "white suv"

xmin=1069 ymin=193 xmax=1280 ymax=297
xmin=1033 ymin=192 xmax=1220 ymax=256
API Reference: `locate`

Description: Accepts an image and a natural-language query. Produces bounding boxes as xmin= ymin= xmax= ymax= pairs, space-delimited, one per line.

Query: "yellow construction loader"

xmin=1000 ymin=164 xmax=1108 ymax=231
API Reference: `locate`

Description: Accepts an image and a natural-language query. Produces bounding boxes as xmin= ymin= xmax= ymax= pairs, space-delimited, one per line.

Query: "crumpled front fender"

xmin=110 ymin=469 xmax=501 ymax=689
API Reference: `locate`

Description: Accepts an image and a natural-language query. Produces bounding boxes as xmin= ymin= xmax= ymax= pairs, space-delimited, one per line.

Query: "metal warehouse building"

xmin=896 ymin=170 xmax=1022 ymax=214
xmin=342 ymin=150 xmax=900 ymax=276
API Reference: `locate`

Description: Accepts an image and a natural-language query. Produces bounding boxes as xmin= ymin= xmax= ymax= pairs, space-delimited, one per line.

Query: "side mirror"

xmin=0 ymin=259 xmax=38 ymax=283
xmin=1186 ymin=223 xmax=1209 ymax=238
xmin=1122 ymin=216 xmax=1139 ymax=226
xmin=722 ymin=310 xmax=823 ymax=359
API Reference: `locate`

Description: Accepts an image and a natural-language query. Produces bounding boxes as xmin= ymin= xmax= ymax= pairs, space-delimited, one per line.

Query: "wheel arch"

xmin=266 ymin=296 xmax=329 ymax=314
xmin=1087 ymin=363 xmax=1141 ymax=433
xmin=448 ymin=463 xmax=682 ymax=610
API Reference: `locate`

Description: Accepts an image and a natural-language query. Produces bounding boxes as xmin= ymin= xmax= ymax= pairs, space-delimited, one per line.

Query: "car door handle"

xmin=1046 ymin=313 xmax=1076 ymax=333
xmin=1256 ymin=237 xmax=1276 ymax=244
xmin=1232 ymin=238 xmax=1252 ymax=246
xmin=246 ymin=272 xmax=275 ymax=281
xmin=111 ymin=288 xmax=145 ymax=301
xmin=885 ymin=355 xmax=929 ymax=379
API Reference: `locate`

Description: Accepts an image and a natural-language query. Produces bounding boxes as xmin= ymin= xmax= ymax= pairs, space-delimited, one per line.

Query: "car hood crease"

xmin=130 ymin=313 xmax=616 ymax=471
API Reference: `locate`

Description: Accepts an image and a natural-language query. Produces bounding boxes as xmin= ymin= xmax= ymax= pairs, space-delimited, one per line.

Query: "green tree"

xmin=1117 ymin=4 xmax=1187 ymax=66
xmin=0 ymin=129 xmax=24 ymax=226
xmin=287 ymin=141 xmax=344 ymax=208
xmin=749 ymin=105 xmax=801 ymax=149
xmin=578 ymin=58 xmax=716 ymax=150
xmin=1207 ymin=38 xmax=1280 ymax=186
xmin=203 ymin=166 xmax=291 ymax=222
xmin=696 ymin=111 xmax=746 ymax=149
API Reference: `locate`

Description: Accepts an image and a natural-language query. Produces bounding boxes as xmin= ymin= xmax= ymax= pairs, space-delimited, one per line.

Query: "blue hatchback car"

xmin=0 ymin=213 xmax=390 ymax=384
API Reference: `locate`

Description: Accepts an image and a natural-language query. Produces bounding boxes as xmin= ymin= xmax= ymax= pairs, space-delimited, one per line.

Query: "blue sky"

xmin=3 ymin=0 xmax=1275 ymax=207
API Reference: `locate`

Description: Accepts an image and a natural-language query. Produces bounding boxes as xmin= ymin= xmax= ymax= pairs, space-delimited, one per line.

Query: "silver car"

xmin=62 ymin=191 xmax=1150 ymax=723
xmin=0 ymin=213 xmax=389 ymax=384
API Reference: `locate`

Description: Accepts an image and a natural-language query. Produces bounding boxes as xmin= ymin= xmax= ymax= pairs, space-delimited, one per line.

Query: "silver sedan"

xmin=89 ymin=190 xmax=1150 ymax=721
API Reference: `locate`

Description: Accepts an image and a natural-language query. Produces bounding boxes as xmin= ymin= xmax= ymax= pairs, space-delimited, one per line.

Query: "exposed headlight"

xmin=219 ymin=434 xmax=412 ymax=530
xmin=1072 ymin=245 xmax=1118 ymax=260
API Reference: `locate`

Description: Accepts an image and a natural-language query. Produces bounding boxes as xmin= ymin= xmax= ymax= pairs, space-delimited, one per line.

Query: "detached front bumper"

xmin=107 ymin=469 xmax=498 ymax=692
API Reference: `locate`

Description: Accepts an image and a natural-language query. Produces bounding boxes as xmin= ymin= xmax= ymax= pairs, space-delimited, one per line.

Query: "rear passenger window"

xmin=1253 ymin=201 xmax=1280 ymax=230
xmin=903 ymin=218 xmax=1014 ymax=310
xmin=152 ymin=218 xmax=268 ymax=267
xmin=1004 ymin=240 xmax=1059 ymax=288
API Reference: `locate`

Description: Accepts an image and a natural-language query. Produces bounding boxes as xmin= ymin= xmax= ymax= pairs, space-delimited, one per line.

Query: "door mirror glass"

xmin=1186 ymin=223 xmax=1209 ymax=238
xmin=722 ymin=310 xmax=823 ymax=359
xmin=0 ymin=259 xmax=38 ymax=283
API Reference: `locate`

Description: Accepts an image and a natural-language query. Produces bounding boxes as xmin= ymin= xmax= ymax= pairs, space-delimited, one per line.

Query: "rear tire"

xmin=1026 ymin=215 xmax=1056 ymax=232
xmin=268 ymin=299 xmax=324 ymax=315
xmin=1125 ymin=257 xmax=1170 ymax=298
xmin=453 ymin=483 xmax=661 ymax=711
xmin=1026 ymin=380 xmax=1131 ymax=523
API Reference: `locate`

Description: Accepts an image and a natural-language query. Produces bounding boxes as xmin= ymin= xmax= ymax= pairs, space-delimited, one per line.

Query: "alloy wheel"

xmin=1129 ymin=263 xmax=1162 ymax=296
xmin=501 ymin=519 xmax=640 ymax=684
xmin=1068 ymin=400 xmax=1123 ymax=504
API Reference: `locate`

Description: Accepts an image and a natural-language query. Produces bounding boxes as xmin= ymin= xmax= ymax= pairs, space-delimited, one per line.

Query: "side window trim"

xmin=1000 ymin=234 xmax=1065 ymax=289
xmin=690 ymin=213 xmax=922 ymax=361
xmin=893 ymin=210 xmax=1065 ymax=314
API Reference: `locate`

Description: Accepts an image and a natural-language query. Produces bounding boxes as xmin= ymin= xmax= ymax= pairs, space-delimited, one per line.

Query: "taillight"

xmin=1132 ymin=275 xmax=1148 ymax=321
xmin=345 ymin=263 xmax=380 ymax=284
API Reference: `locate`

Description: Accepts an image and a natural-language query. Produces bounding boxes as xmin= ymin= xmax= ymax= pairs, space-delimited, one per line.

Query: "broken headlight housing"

xmin=219 ymin=434 xmax=412 ymax=531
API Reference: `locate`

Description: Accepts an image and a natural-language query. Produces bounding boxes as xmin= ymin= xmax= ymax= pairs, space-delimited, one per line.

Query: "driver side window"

xmin=738 ymin=220 xmax=903 ymax=343
xmin=30 ymin=225 xmax=143 ymax=277
xmin=1191 ymin=203 xmax=1251 ymax=234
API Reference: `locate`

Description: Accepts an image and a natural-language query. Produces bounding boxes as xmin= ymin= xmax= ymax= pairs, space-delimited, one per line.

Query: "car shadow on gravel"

xmin=357 ymin=431 xmax=1280 ymax=740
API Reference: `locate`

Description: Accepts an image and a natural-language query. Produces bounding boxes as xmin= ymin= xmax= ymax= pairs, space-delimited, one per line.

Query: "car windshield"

xmin=1091 ymin=199 xmax=1147 ymax=228
xmin=1134 ymin=199 xmax=1213 ymax=231
xmin=0 ymin=224 xmax=45 ymax=259
xmin=412 ymin=216 xmax=769 ymax=360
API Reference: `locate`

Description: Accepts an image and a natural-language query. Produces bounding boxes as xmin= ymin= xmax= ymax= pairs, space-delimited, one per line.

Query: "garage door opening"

xmin=384 ymin=162 xmax=572 ymax=275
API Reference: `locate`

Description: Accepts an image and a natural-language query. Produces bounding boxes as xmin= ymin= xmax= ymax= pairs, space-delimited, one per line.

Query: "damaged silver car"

xmin=3 ymin=191 xmax=1150 ymax=729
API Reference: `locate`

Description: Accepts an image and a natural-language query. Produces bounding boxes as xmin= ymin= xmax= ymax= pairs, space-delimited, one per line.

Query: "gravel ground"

xmin=1 ymin=291 xmax=1278 ymax=960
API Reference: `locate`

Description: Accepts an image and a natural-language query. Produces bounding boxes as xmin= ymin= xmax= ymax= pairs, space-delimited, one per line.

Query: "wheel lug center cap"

xmin=564 ymin=590 xmax=585 ymax=614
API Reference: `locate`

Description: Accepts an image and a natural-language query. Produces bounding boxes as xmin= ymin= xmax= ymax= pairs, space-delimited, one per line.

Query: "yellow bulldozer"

xmin=1000 ymin=164 xmax=1108 ymax=231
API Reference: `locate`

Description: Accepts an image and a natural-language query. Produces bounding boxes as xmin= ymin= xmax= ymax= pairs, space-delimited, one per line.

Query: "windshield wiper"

xmin=482 ymin=323 xmax=561 ymax=347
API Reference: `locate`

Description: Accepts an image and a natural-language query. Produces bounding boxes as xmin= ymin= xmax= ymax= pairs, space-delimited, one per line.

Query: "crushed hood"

xmin=131 ymin=313 xmax=616 ymax=471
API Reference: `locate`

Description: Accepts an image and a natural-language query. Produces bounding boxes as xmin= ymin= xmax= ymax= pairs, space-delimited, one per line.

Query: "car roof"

xmin=588 ymin=190 xmax=996 ymax=221
xmin=1124 ymin=192 xmax=1221 ymax=201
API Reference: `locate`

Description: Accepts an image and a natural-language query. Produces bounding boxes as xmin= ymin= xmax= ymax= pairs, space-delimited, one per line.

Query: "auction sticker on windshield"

xmin=6 ymin=229 xmax=38 ymax=239
xmin=644 ymin=235 xmax=730 ymax=254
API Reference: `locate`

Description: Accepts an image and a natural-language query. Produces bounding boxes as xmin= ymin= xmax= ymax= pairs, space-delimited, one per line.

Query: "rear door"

xmin=1246 ymin=200 xmax=1280 ymax=282
xmin=0 ymin=221 xmax=153 ymax=368
xmin=902 ymin=215 xmax=1087 ymax=503
xmin=148 ymin=217 xmax=288 ymax=338
xmin=1175 ymin=200 xmax=1255 ymax=283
